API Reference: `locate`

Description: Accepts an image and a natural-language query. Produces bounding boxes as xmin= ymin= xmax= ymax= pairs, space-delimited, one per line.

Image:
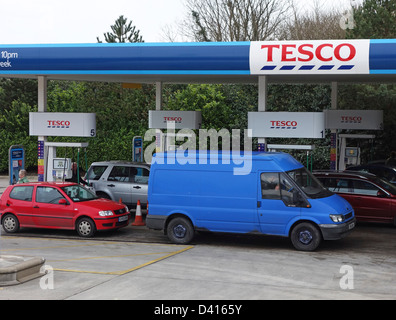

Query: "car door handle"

xmin=133 ymin=186 xmax=142 ymax=189
xmin=33 ymin=205 xmax=39 ymax=209
xmin=107 ymin=184 xmax=115 ymax=187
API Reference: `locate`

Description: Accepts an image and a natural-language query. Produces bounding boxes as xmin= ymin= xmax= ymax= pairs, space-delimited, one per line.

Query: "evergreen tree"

xmin=97 ymin=15 xmax=144 ymax=43
xmin=347 ymin=0 xmax=396 ymax=38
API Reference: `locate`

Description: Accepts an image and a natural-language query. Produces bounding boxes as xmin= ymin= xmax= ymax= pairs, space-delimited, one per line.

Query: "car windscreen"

xmin=86 ymin=165 xmax=107 ymax=181
xmin=287 ymin=167 xmax=333 ymax=199
xmin=373 ymin=177 xmax=396 ymax=195
xmin=61 ymin=185 xmax=98 ymax=202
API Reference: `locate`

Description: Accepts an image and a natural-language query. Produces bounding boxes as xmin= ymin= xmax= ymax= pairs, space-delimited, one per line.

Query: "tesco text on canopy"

xmin=250 ymin=40 xmax=370 ymax=75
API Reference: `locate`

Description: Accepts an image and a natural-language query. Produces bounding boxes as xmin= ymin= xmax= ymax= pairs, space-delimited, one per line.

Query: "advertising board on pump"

xmin=324 ymin=110 xmax=383 ymax=130
xmin=29 ymin=112 xmax=96 ymax=137
xmin=248 ymin=112 xmax=325 ymax=139
xmin=149 ymin=111 xmax=202 ymax=130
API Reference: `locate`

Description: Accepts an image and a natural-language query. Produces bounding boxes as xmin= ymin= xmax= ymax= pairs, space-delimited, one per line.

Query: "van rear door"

xmin=257 ymin=172 xmax=301 ymax=236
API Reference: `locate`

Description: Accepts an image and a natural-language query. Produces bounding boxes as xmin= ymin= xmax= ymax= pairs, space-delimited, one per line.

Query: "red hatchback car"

xmin=0 ymin=182 xmax=130 ymax=237
xmin=314 ymin=171 xmax=396 ymax=226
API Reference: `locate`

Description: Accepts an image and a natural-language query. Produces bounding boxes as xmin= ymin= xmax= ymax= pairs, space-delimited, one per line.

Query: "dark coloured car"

xmin=346 ymin=164 xmax=396 ymax=185
xmin=314 ymin=171 xmax=396 ymax=225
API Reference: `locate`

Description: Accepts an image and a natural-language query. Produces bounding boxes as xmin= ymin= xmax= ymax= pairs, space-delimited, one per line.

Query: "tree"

xmin=0 ymin=79 xmax=38 ymax=111
xmin=280 ymin=0 xmax=347 ymax=40
xmin=97 ymin=15 xmax=144 ymax=43
xmin=182 ymin=0 xmax=291 ymax=42
xmin=344 ymin=0 xmax=396 ymax=160
xmin=347 ymin=0 xmax=396 ymax=39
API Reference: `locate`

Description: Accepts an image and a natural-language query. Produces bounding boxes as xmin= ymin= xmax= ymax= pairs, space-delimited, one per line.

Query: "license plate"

xmin=349 ymin=222 xmax=355 ymax=230
xmin=119 ymin=215 xmax=128 ymax=222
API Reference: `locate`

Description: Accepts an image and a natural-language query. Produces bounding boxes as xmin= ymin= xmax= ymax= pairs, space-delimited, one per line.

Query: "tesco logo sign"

xmin=261 ymin=43 xmax=356 ymax=63
xmin=341 ymin=116 xmax=362 ymax=124
xmin=250 ymin=40 xmax=370 ymax=75
xmin=47 ymin=120 xmax=71 ymax=128
xmin=270 ymin=120 xmax=298 ymax=129
xmin=164 ymin=117 xmax=182 ymax=123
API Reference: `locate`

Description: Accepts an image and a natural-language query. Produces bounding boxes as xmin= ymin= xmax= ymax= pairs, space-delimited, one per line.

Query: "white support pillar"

xmin=37 ymin=76 xmax=48 ymax=181
xmin=155 ymin=82 xmax=163 ymax=152
xmin=331 ymin=82 xmax=338 ymax=171
xmin=258 ymin=76 xmax=268 ymax=152
xmin=156 ymin=82 xmax=162 ymax=111
xmin=258 ymin=76 xmax=267 ymax=112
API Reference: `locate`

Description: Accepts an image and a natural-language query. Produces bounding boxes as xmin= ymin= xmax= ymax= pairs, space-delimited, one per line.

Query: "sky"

xmin=0 ymin=0 xmax=357 ymax=44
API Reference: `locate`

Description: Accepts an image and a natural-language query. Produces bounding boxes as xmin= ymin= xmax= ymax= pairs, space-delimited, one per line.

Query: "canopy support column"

xmin=258 ymin=76 xmax=268 ymax=152
xmin=156 ymin=82 xmax=162 ymax=111
xmin=37 ymin=76 xmax=48 ymax=181
xmin=331 ymin=82 xmax=338 ymax=171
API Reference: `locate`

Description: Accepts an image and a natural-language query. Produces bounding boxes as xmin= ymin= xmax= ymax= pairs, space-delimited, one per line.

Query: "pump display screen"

xmin=53 ymin=159 xmax=69 ymax=169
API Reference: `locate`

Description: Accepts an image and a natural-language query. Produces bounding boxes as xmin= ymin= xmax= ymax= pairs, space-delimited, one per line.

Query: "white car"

xmin=85 ymin=161 xmax=150 ymax=207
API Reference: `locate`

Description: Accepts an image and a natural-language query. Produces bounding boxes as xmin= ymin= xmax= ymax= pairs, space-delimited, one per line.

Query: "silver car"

xmin=85 ymin=161 xmax=150 ymax=207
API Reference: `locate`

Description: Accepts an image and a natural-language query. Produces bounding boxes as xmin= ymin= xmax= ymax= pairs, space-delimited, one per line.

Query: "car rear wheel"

xmin=290 ymin=222 xmax=322 ymax=251
xmin=76 ymin=217 xmax=96 ymax=238
xmin=167 ymin=217 xmax=194 ymax=244
xmin=2 ymin=214 xmax=20 ymax=233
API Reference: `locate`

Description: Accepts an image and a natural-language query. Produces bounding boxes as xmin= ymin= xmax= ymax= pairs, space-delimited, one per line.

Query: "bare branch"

xmin=182 ymin=0 xmax=292 ymax=42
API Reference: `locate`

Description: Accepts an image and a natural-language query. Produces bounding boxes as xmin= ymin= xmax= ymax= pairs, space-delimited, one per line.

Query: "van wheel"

xmin=2 ymin=214 xmax=20 ymax=233
xmin=290 ymin=222 xmax=322 ymax=251
xmin=167 ymin=217 xmax=194 ymax=244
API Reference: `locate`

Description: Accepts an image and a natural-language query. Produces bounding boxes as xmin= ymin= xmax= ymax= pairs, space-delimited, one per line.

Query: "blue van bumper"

xmin=319 ymin=218 xmax=356 ymax=240
xmin=146 ymin=215 xmax=167 ymax=230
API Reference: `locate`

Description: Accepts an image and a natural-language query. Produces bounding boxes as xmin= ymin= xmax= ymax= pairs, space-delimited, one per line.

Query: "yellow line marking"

xmin=49 ymin=251 xmax=176 ymax=262
xmin=1 ymin=235 xmax=194 ymax=275
xmin=53 ymin=246 xmax=194 ymax=275
xmin=0 ymin=243 xmax=106 ymax=252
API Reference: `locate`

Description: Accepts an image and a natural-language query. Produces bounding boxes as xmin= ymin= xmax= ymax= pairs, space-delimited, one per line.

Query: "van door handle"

xmin=107 ymin=184 xmax=115 ymax=187
xmin=133 ymin=186 xmax=142 ymax=189
xmin=257 ymin=201 xmax=262 ymax=208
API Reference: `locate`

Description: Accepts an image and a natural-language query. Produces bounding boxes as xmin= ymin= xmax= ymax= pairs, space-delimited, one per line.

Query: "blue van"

xmin=146 ymin=152 xmax=356 ymax=251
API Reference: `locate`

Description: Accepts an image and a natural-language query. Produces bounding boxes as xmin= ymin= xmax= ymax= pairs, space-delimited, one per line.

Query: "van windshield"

xmin=287 ymin=167 xmax=333 ymax=199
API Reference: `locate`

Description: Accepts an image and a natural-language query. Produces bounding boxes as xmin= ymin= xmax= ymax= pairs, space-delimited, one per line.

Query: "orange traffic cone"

xmin=132 ymin=200 xmax=145 ymax=226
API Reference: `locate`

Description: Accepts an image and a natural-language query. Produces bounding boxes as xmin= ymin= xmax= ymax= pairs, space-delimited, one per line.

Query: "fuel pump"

xmin=45 ymin=142 xmax=89 ymax=182
xmin=9 ymin=145 xmax=25 ymax=185
xmin=338 ymin=134 xmax=375 ymax=171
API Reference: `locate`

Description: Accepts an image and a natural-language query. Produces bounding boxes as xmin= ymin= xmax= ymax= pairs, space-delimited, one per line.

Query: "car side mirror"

xmin=377 ymin=190 xmax=388 ymax=198
xmin=59 ymin=198 xmax=68 ymax=205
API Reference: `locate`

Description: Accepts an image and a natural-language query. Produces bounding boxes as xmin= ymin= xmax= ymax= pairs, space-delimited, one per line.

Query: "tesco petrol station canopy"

xmin=0 ymin=39 xmax=395 ymax=83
